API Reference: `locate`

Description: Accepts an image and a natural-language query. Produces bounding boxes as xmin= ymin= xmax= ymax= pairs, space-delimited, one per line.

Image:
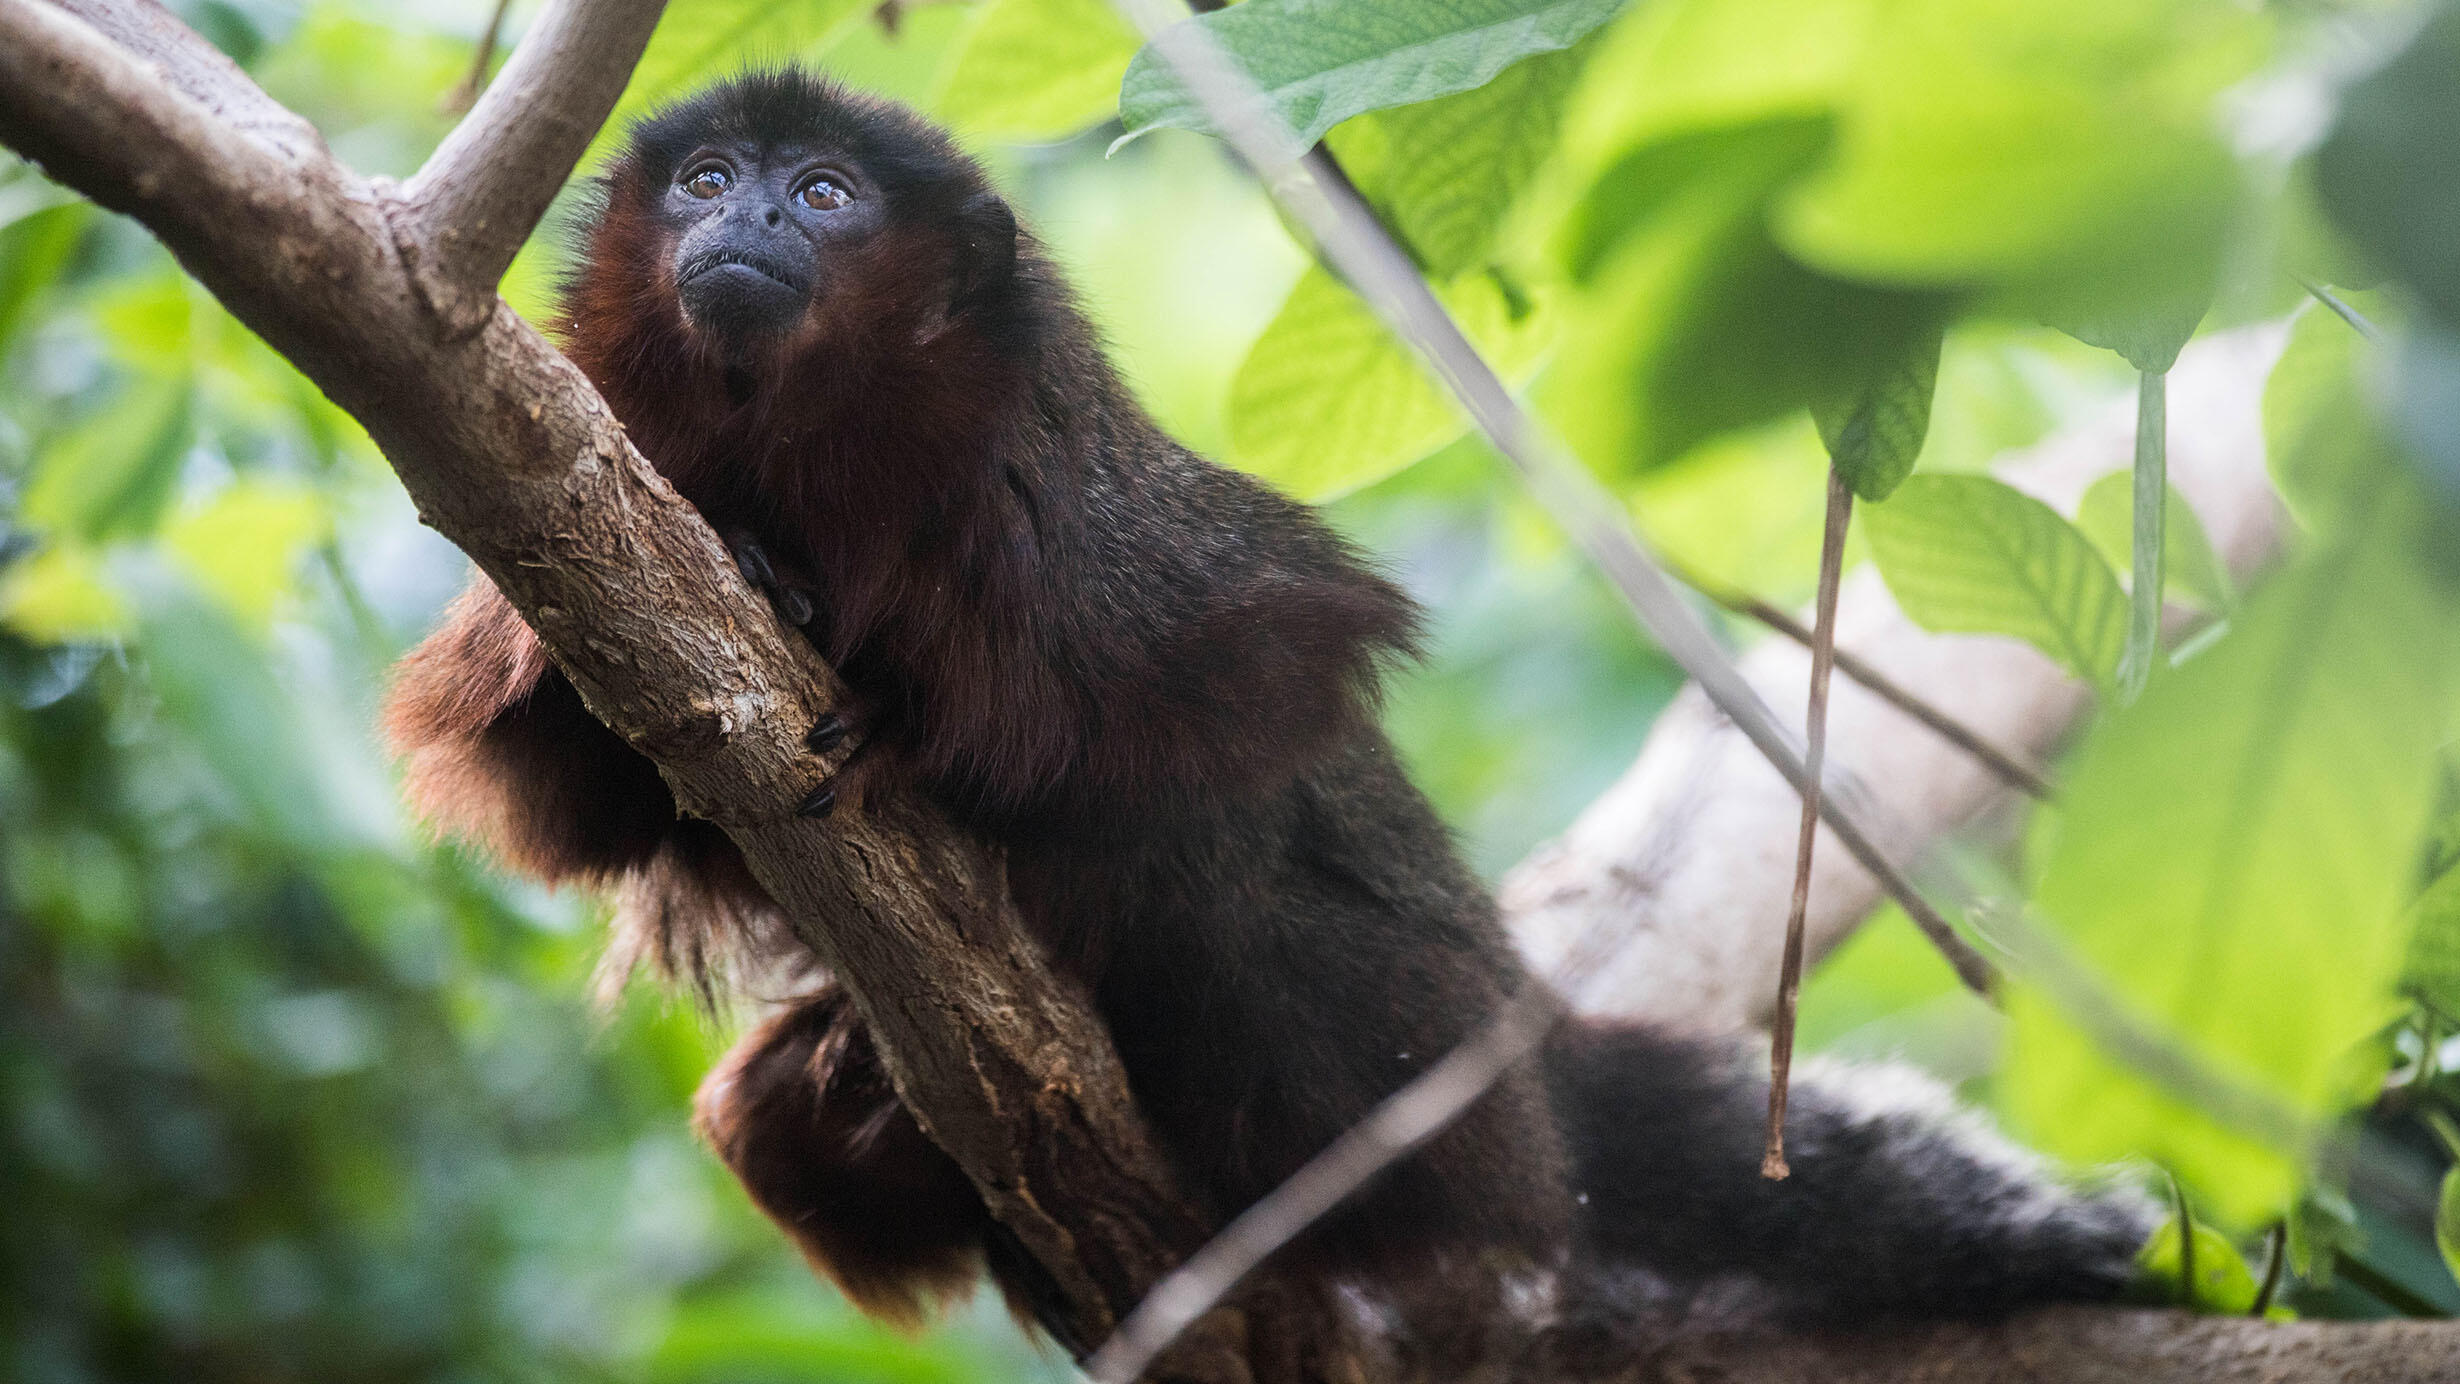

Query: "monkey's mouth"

xmin=678 ymin=248 xmax=814 ymax=343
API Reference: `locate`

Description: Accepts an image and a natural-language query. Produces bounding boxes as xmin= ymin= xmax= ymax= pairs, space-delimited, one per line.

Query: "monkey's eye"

xmin=682 ymin=164 xmax=732 ymax=199
xmin=798 ymin=175 xmax=853 ymax=212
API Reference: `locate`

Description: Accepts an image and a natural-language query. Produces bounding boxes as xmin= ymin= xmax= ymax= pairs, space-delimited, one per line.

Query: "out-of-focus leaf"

xmin=1229 ymin=266 xmax=1550 ymax=501
xmin=0 ymin=201 xmax=89 ymax=358
xmin=2053 ymin=284 xmax=2212 ymax=375
xmin=162 ymin=480 xmax=331 ymax=633
xmin=20 ymin=376 xmax=195 ymax=542
xmin=1328 ymin=41 xmax=1587 ymax=276
xmin=936 ymin=0 xmax=1140 ymax=142
xmin=2074 ymin=470 xmax=2231 ymax=613
xmin=1814 ymin=319 xmax=1943 ymax=501
xmin=0 ymin=546 xmax=132 ymax=643
xmin=2315 ymin=1 xmax=2460 ymax=331
xmin=1775 ymin=0 xmax=2259 ymax=323
xmin=596 ymin=0 xmax=874 ymax=160
xmin=1555 ymin=0 xmax=1870 ymax=168
xmin=1548 ymin=117 xmax=1942 ymax=475
xmin=1116 ymin=0 xmax=1624 ymax=155
xmin=2264 ymin=296 xmax=2396 ymax=537
xmin=2406 ymin=860 xmax=2460 ymax=1016
xmin=2135 ymin=1211 xmax=2259 ymax=1312
xmin=1863 ymin=474 xmax=2127 ymax=687
xmin=2004 ymin=524 xmax=2453 ymax=1226
xmin=134 ymin=586 xmax=342 ymax=853
xmin=2438 ymin=1167 xmax=2460 ymax=1286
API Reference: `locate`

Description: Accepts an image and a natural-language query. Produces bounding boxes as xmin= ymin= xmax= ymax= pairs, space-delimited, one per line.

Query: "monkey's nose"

xmin=762 ymin=204 xmax=784 ymax=229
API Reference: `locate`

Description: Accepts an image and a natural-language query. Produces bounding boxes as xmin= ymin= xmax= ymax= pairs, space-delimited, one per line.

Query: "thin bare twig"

xmin=1675 ymin=564 xmax=2056 ymax=799
xmin=1763 ymin=469 xmax=1851 ymax=1180
xmin=441 ymin=0 xmax=517 ymax=114
xmin=1106 ymin=0 xmax=1995 ymax=1002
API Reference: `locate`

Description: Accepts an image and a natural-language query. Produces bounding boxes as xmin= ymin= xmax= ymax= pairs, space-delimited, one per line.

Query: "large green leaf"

xmin=936 ymin=0 xmax=1140 ymax=142
xmin=2315 ymin=0 xmax=2460 ymax=331
xmin=20 ymin=375 xmax=196 ymax=543
xmin=594 ymin=0 xmax=873 ymax=158
xmin=1116 ymin=0 xmax=1625 ymax=155
xmin=2004 ymin=528 xmax=2452 ymax=1226
xmin=1863 ymin=473 xmax=2127 ymax=687
xmin=2264 ymin=296 xmax=2397 ymax=538
xmin=1547 ymin=117 xmax=1944 ymax=475
xmin=1327 ymin=41 xmax=1588 ymax=276
xmin=1229 ymin=266 xmax=1549 ymax=500
xmin=1774 ymin=0 xmax=2259 ymax=320
xmin=2074 ymin=469 xmax=2232 ymax=613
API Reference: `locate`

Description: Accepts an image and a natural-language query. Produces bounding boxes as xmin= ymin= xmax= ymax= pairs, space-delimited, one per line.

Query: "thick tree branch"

xmin=0 ymin=0 xmax=1238 ymax=1370
xmin=401 ymin=0 xmax=666 ymax=321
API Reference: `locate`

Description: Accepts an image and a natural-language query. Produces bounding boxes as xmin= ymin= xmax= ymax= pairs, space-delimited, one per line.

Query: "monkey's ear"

xmin=948 ymin=190 xmax=1017 ymax=317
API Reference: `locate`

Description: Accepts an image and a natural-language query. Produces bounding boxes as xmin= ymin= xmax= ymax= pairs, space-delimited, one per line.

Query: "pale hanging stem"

xmin=2117 ymin=370 xmax=2168 ymax=702
xmin=1762 ymin=467 xmax=1852 ymax=1180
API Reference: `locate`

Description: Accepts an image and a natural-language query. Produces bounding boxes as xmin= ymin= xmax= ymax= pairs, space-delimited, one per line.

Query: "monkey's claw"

xmin=806 ymin=713 xmax=850 ymax=755
xmin=727 ymin=530 xmax=818 ymax=628
xmin=797 ymin=784 xmax=838 ymax=818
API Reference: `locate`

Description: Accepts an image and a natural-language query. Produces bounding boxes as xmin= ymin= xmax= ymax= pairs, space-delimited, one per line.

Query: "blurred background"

xmin=4 ymin=0 xmax=2459 ymax=1380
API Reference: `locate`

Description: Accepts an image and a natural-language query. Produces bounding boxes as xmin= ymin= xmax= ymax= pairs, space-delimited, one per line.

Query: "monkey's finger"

xmin=797 ymin=784 xmax=838 ymax=818
xmin=778 ymin=587 xmax=815 ymax=626
xmin=730 ymin=532 xmax=778 ymax=589
xmin=806 ymin=713 xmax=850 ymax=755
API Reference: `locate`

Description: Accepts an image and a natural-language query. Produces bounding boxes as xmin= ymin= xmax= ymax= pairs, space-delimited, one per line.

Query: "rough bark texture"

xmin=1 ymin=2 xmax=2454 ymax=1379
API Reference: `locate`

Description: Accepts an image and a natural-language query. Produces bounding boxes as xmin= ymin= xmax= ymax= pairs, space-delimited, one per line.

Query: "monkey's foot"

xmin=727 ymin=530 xmax=817 ymax=628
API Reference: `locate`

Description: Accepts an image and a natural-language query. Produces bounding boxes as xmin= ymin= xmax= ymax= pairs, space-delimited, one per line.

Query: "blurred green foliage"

xmin=8 ymin=0 xmax=2460 ymax=1377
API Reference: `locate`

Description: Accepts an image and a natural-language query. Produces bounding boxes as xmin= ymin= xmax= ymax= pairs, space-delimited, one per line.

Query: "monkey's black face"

xmin=662 ymin=140 xmax=882 ymax=351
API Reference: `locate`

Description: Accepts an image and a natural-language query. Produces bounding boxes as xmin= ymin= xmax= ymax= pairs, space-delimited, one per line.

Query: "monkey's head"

xmin=575 ymin=69 xmax=1020 ymax=368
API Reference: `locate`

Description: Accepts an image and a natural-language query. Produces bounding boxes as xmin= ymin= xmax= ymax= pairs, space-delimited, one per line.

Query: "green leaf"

xmin=2264 ymin=296 xmax=2396 ymax=537
xmin=162 ymin=480 xmax=331 ymax=634
xmin=0 ymin=545 xmax=132 ymax=644
xmin=1863 ymin=474 xmax=2127 ymax=687
xmin=2050 ymin=282 xmax=2212 ymax=375
xmin=2136 ymin=1211 xmax=2259 ymax=1313
xmin=2003 ymin=528 xmax=2454 ymax=1226
xmin=1813 ymin=320 xmax=1943 ymax=501
xmin=2315 ymin=1 xmax=2460 ymax=331
xmin=1774 ymin=0 xmax=2259 ymax=321
xmin=0 ymin=201 xmax=88 ymax=360
xmin=1327 ymin=41 xmax=1587 ymax=276
xmin=20 ymin=375 xmax=196 ymax=543
xmin=1547 ymin=117 xmax=1944 ymax=475
xmin=2405 ymin=858 xmax=2460 ymax=1016
xmin=2074 ymin=470 xmax=2232 ymax=613
xmin=594 ymin=0 xmax=874 ymax=161
xmin=1229 ymin=265 xmax=1549 ymax=501
xmin=1116 ymin=0 xmax=1625 ymax=155
xmin=935 ymin=0 xmax=1140 ymax=142
xmin=2438 ymin=1167 xmax=2460 ymax=1286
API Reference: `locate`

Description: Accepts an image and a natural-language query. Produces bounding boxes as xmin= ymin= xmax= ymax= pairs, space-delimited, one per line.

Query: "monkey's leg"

xmin=1547 ymin=1022 xmax=2154 ymax=1322
xmin=696 ymin=985 xmax=991 ymax=1327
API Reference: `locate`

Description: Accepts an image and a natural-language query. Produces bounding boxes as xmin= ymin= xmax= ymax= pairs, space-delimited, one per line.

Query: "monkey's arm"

xmin=384 ymin=576 xmax=682 ymax=881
